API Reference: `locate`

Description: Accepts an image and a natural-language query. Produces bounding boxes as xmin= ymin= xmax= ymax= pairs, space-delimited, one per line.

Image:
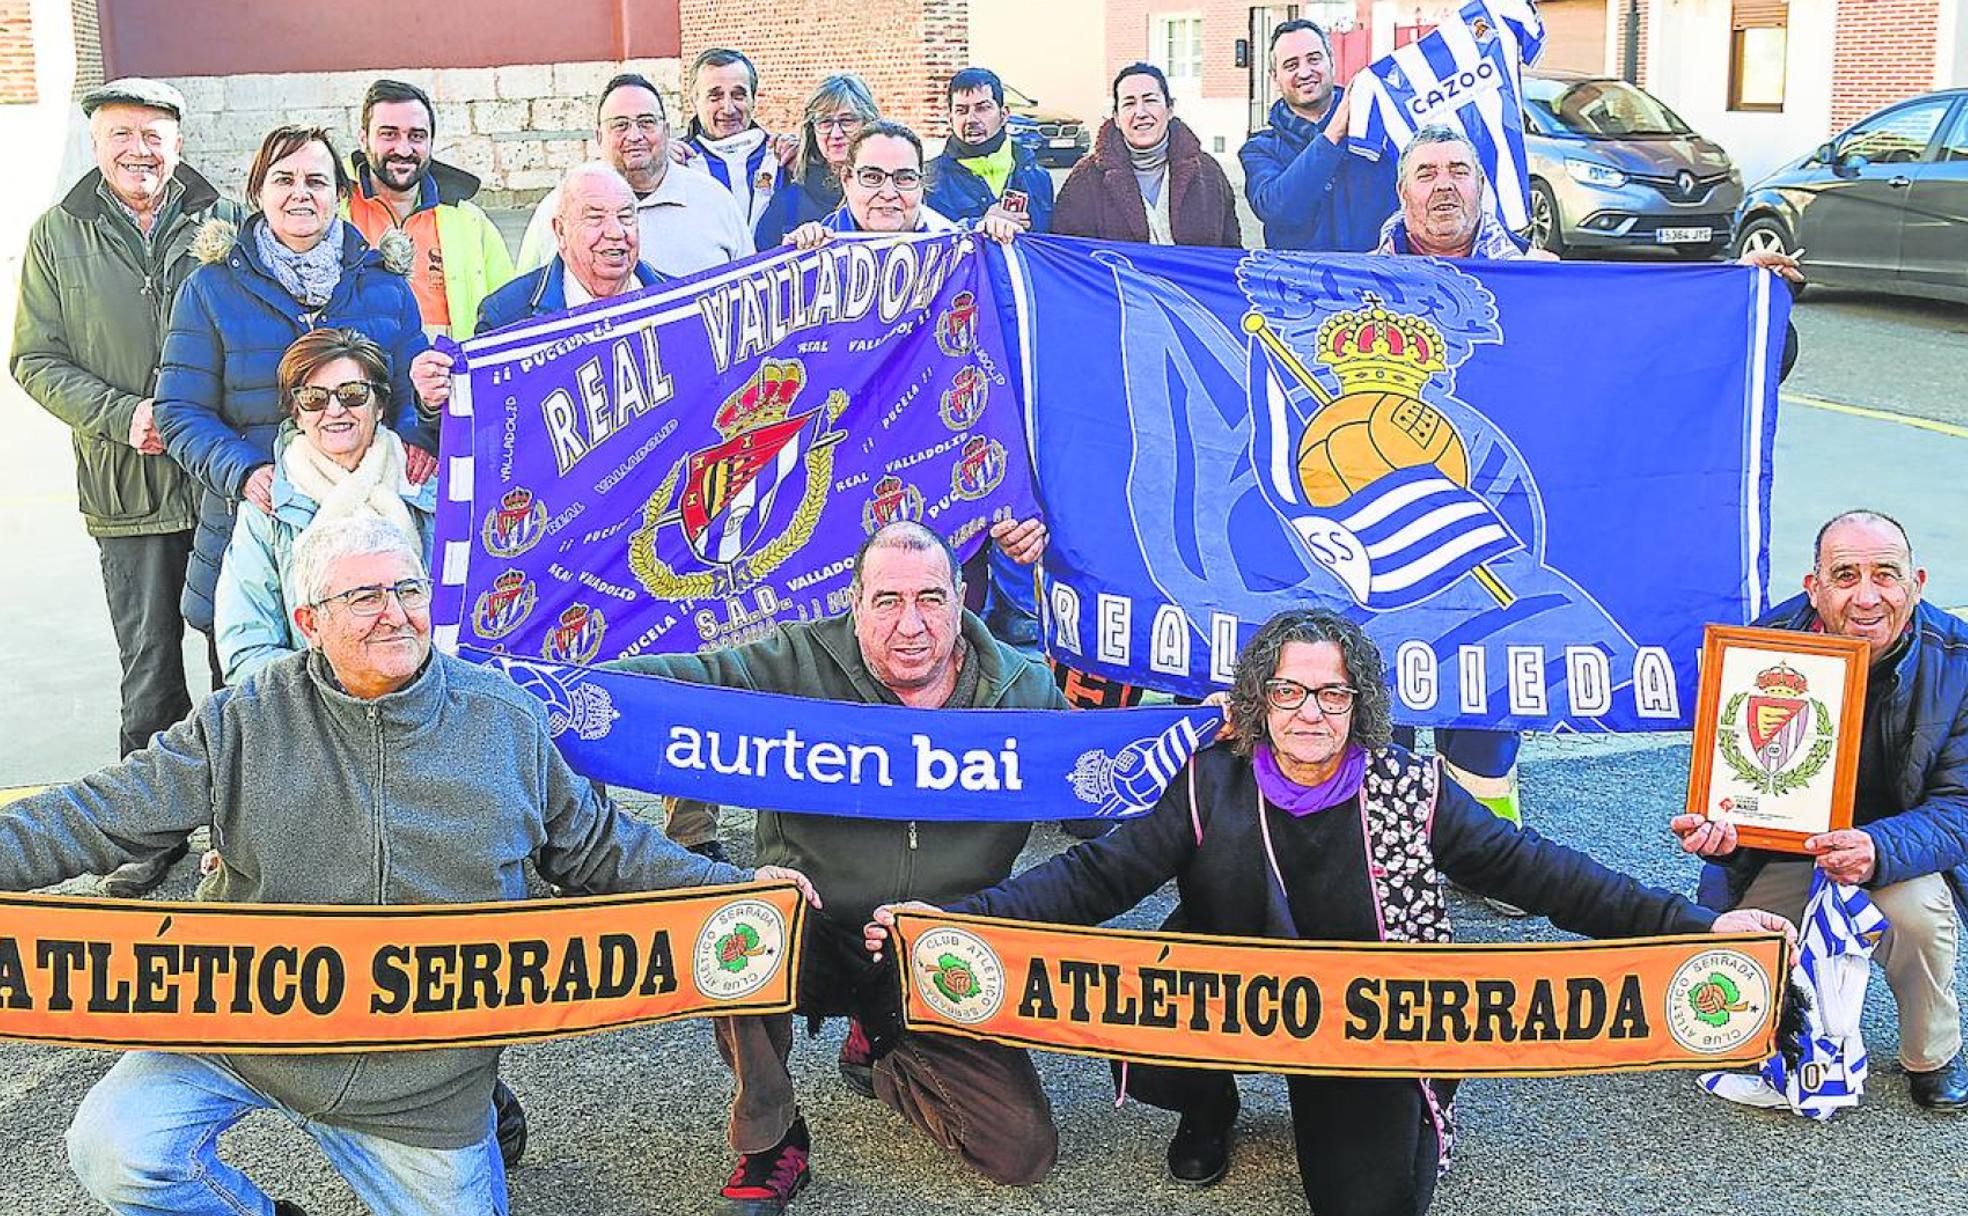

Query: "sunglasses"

xmin=291 ymin=380 xmax=379 ymax=413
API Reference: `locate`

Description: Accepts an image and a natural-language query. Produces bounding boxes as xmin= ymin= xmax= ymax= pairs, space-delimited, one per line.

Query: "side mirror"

xmin=1810 ymin=142 xmax=1835 ymax=166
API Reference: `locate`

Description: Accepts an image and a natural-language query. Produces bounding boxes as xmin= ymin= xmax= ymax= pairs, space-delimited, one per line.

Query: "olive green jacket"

xmin=10 ymin=165 xmax=242 ymax=536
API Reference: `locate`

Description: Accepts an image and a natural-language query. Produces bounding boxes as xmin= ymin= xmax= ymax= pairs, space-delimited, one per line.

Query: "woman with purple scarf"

xmin=866 ymin=609 xmax=1789 ymax=1216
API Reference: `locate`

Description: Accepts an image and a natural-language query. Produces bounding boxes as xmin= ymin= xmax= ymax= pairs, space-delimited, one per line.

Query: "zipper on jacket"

xmin=369 ymin=704 xmax=388 ymax=902
xmin=907 ymin=821 xmax=918 ymax=851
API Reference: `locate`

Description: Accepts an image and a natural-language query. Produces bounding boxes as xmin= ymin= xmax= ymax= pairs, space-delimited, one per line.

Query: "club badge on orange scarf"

xmin=894 ymin=912 xmax=1787 ymax=1077
xmin=0 ymin=884 xmax=804 ymax=1053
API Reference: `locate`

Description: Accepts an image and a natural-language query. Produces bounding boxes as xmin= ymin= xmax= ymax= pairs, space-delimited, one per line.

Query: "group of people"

xmin=7 ymin=16 xmax=1962 ymax=1216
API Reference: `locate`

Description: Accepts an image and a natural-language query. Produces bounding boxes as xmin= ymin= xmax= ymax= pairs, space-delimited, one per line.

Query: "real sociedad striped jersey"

xmin=1345 ymin=0 xmax=1546 ymax=230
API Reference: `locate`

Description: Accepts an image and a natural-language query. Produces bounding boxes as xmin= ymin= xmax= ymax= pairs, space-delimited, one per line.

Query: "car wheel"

xmin=1528 ymin=181 xmax=1565 ymax=257
xmin=1736 ymin=216 xmax=1793 ymax=259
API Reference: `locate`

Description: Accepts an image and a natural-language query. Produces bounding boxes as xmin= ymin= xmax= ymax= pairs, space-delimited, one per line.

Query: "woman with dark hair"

xmin=1052 ymin=62 xmax=1243 ymax=247
xmin=212 ymin=328 xmax=436 ymax=685
xmin=868 ymin=608 xmax=1791 ymax=1214
xmin=755 ymin=72 xmax=880 ymax=247
xmin=157 ymin=124 xmax=444 ymax=664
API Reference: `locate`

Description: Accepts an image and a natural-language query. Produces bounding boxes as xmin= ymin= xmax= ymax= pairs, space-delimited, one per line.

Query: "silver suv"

xmin=1522 ymin=74 xmax=1743 ymax=258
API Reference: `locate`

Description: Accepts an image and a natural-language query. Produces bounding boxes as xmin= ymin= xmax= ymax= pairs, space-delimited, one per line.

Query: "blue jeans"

xmin=66 ymin=1052 xmax=509 ymax=1216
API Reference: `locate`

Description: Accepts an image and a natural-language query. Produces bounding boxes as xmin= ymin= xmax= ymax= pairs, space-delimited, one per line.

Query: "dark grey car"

xmin=1734 ymin=89 xmax=1968 ymax=304
xmin=1522 ymin=74 xmax=1742 ymax=258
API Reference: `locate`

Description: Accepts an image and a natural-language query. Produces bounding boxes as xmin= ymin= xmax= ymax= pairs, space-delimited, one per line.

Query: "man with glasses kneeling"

xmin=0 ymin=514 xmax=815 ymax=1215
xmin=868 ymin=609 xmax=1792 ymax=1215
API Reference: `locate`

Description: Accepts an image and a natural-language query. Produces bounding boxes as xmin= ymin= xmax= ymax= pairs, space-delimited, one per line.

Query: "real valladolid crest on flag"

xmin=998 ymin=238 xmax=1788 ymax=730
xmin=463 ymin=645 xmax=1224 ymax=823
xmin=430 ymin=233 xmax=1036 ymax=664
xmin=1345 ymin=0 xmax=1545 ymax=230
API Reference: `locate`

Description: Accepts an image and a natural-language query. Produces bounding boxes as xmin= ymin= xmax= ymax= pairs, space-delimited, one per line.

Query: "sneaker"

xmin=838 ymin=1019 xmax=876 ymax=1098
xmin=721 ymin=1117 xmax=811 ymax=1215
xmin=689 ymin=839 xmax=733 ymax=865
xmin=100 ymin=840 xmax=190 ymax=898
xmin=493 ymin=1077 xmax=527 ymax=1167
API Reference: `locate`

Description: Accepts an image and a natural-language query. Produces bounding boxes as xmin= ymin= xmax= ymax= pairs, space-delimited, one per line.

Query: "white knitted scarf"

xmin=283 ymin=426 xmax=417 ymax=542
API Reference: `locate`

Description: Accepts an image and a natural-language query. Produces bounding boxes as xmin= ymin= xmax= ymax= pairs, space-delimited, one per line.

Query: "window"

xmin=1939 ymin=104 xmax=1968 ymax=163
xmin=1154 ymin=13 xmax=1203 ymax=88
xmin=1841 ymin=99 xmax=1951 ymax=166
xmin=1728 ymin=0 xmax=1787 ymax=112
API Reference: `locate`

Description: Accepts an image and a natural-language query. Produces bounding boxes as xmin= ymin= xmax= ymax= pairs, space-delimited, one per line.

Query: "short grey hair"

xmin=291 ymin=515 xmax=424 ymax=611
xmin=556 ymin=161 xmax=635 ymax=218
xmin=848 ymin=521 xmax=962 ymax=600
xmin=1397 ymin=124 xmax=1485 ymax=192
xmin=1813 ymin=509 xmax=1914 ymax=569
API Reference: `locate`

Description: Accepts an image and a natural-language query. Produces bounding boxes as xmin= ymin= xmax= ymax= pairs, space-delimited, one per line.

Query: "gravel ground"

xmin=0 ymin=732 xmax=1961 ymax=1214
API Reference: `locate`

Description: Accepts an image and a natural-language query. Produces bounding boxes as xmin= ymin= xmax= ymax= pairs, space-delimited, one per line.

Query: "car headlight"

xmin=1565 ymin=159 xmax=1628 ymax=189
xmin=1727 ymin=166 xmax=1743 ymax=184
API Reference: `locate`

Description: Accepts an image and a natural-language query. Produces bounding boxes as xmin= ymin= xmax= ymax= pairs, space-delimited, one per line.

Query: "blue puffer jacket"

xmin=1718 ymin=594 xmax=1968 ymax=922
xmin=1238 ymin=93 xmax=1397 ymax=252
xmin=156 ymin=216 xmax=431 ymax=632
xmin=925 ymin=140 xmax=1055 ymax=233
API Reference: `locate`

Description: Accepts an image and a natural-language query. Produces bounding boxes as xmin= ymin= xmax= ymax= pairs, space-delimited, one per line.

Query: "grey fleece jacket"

xmin=0 ymin=647 xmax=747 ymax=1148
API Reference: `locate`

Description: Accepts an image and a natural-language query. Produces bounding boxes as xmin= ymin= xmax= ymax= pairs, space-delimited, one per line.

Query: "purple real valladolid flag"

xmin=429 ymin=233 xmax=1037 ymax=665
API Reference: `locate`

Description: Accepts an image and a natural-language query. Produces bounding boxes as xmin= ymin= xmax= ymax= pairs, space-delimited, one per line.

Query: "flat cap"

xmin=80 ymin=77 xmax=187 ymax=120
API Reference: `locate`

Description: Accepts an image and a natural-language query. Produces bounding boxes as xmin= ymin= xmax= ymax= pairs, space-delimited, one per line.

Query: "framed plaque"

xmin=1684 ymin=624 xmax=1869 ymax=854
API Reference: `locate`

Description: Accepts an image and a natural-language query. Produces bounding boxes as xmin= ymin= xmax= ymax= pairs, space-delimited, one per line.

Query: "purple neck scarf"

xmin=1253 ymin=742 xmax=1366 ymax=817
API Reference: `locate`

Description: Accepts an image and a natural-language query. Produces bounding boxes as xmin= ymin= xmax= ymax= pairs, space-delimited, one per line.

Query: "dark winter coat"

xmin=11 ymin=166 xmax=242 ymax=537
xmin=1238 ymin=92 xmax=1398 ymax=252
xmin=1051 ymin=117 xmax=1242 ymax=248
xmin=155 ymin=216 xmax=432 ymax=631
xmin=474 ymin=257 xmax=666 ymax=337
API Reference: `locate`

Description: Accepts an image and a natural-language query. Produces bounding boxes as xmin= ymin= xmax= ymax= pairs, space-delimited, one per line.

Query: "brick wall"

xmin=160 ymin=59 xmax=682 ymax=206
xmin=1105 ymin=0 xmax=1250 ymax=104
xmin=1619 ymin=0 xmax=1650 ymax=85
xmin=1828 ymin=0 xmax=1940 ymax=131
xmin=70 ymin=0 xmax=103 ymax=94
xmin=0 ymin=0 xmax=33 ymax=104
xmin=679 ymin=0 xmax=968 ymax=137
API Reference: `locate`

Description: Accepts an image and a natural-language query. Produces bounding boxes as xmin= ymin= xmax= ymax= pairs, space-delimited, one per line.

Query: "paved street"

xmin=1 ymin=260 xmax=1964 ymax=1211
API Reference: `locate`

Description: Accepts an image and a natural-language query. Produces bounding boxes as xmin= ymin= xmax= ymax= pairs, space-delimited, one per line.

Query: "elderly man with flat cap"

xmin=10 ymin=78 xmax=243 ymax=896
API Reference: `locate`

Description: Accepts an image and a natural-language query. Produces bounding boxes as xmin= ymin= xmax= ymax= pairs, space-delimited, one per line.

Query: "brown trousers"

xmin=1742 ymin=861 xmax=1962 ymax=1071
xmin=714 ymin=1013 xmax=1058 ymax=1185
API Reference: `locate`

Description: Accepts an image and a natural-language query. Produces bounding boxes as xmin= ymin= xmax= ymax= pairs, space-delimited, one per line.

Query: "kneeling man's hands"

xmin=1669 ymin=812 xmax=1738 ymax=858
xmin=753 ymin=865 xmax=823 ymax=910
xmin=864 ymin=901 xmax=940 ymax=962
xmin=1805 ymin=828 xmax=1876 ymax=884
xmin=1710 ymin=907 xmax=1798 ymax=951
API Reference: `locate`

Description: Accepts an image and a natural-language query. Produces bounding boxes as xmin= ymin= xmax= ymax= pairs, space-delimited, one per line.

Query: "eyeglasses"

xmin=1263 ymin=679 xmax=1358 ymax=715
xmin=813 ymin=115 xmax=866 ymax=133
xmin=291 ymin=380 xmax=378 ymax=413
xmin=603 ymin=116 xmax=666 ymax=136
xmin=852 ymin=166 xmax=923 ymax=191
xmin=314 ymin=577 xmax=434 ymax=617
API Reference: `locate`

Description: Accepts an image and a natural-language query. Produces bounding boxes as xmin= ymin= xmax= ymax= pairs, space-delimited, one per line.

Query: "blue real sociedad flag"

xmin=465 ymin=646 xmax=1223 ymax=822
xmin=994 ymin=237 xmax=1788 ymax=732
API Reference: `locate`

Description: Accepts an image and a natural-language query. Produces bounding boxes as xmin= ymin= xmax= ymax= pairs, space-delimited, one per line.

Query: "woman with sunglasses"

xmin=754 ymin=73 xmax=880 ymax=247
xmin=156 ymin=125 xmax=447 ymax=681
xmin=213 ymin=328 xmax=435 ymax=685
xmin=867 ymin=608 xmax=1792 ymax=1214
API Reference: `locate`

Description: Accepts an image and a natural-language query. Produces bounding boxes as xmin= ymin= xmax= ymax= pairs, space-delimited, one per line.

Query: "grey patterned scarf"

xmin=254 ymin=215 xmax=346 ymax=308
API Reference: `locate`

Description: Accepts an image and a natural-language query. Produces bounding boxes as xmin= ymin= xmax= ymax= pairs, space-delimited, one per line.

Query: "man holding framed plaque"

xmin=1674 ymin=510 xmax=1968 ymax=1109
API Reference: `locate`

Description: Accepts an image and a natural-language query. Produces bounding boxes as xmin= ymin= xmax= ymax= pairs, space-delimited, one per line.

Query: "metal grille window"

xmin=1728 ymin=0 xmax=1788 ymax=112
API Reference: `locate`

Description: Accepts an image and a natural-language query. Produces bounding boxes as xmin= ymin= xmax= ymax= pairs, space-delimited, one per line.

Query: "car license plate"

xmin=1655 ymin=226 xmax=1713 ymax=244
xmin=1048 ymin=137 xmax=1076 ymax=148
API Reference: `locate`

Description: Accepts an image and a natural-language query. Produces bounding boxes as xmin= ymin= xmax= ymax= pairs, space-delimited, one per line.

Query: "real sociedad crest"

xmin=629 ymin=360 xmax=847 ymax=600
xmin=471 ymin=569 xmax=538 ymax=640
xmin=541 ymin=603 xmax=607 ymax=665
xmin=939 ymin=365 xmax=988 ymax=430
xmin=951 ymin=436 xmax=1007 ymax=501
xmin=1065 ymin=715 xmax=1216 ymax=818
xmin=936 ymin=290 xmax=979 ymax=356
xmin=863 ymin=473 xmax=925 ymax=532
xmin=488 ymin=656 xmax=620 ymax=742
xmin=482 ymin=487 xmax=548 ymax=558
